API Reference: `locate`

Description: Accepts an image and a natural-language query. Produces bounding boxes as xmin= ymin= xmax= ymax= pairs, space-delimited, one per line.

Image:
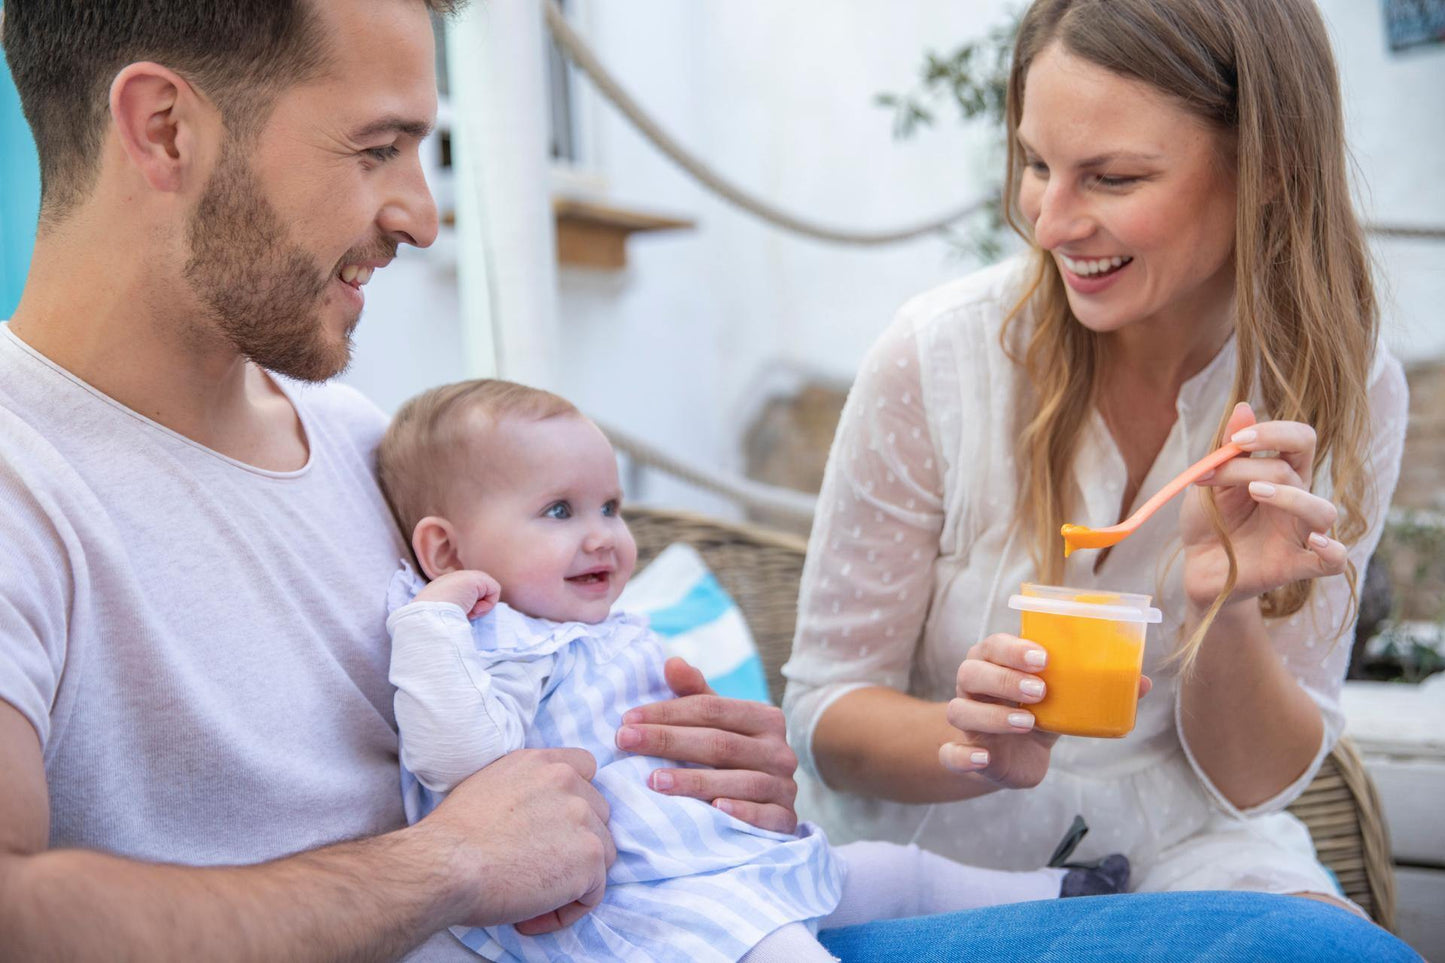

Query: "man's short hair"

xmin=1 ymin=0 xmax=463 ymax=219
xmin=378 ymin=379 xmax=582 ymax=542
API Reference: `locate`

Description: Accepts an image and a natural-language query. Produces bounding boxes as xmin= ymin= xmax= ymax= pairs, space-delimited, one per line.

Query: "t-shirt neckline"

xmin=0 ymin=323 xmax=316 ymax=480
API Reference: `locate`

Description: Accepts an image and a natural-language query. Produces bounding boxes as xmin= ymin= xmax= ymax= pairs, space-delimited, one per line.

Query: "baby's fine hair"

xmin=377 ymin=378 xmax=580 ymax=541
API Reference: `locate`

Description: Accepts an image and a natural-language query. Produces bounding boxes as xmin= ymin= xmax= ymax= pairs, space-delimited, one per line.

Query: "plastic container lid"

xmin=1007 ymin=583 xmax=1162 ymax=624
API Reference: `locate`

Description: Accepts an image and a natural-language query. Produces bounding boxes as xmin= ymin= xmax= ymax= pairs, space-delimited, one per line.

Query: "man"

xmin=0 ymin=1 xmax=797 ymax=958
xmin=0 ymin=1 xmax=1423 ymax=961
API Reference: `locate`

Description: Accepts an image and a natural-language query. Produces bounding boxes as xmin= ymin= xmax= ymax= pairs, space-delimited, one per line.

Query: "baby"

xmin=376 ymin=379 xmax=1127 ymax=963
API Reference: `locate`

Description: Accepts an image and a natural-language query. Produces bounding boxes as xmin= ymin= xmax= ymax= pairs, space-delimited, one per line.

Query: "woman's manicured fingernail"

xmin=1020 ymin=679 xmax=1045 ymax=698
xmin=651 ymin=770 xmax=673 ymax=790
xmin=622 ymin=709 xmax=642 ymax=725
xmin=1248 ymin=481 xmax=1276 ymax=498
xmin=1007 ymin=711 xmax=1034 ymax=729
xmin=971 ymin=750 xmax=990 ymax=766
xmin=1232 ymin=429 xmax=1258 ymax=445
xmin=1196 ymin=469 xmax=1215 ymax=483
xmin=1024 ymin=649 xmax=1048 ymax=669
xmin=1308 ymin=532 xmax=1330 ymax=548
xmin=617 ymin=726 xmax=641 ymax=749
xmin=713 ymin=798 xmax=733 ymax=814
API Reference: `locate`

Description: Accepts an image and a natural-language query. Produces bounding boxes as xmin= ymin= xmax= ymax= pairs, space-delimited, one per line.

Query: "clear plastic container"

xmin=1007 ymin=584 xmax=1162 ymax=738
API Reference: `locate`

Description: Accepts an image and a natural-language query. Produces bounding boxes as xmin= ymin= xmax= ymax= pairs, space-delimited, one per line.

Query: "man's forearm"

xmin=1 ymin=825 xmax=457 ymax=963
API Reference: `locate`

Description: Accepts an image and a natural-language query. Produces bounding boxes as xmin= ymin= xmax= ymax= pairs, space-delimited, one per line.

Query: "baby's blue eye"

xmin=602 ymin=500 xmax=619 ymax=517
xmin=544 ymin=502 xmax=572 ymax=519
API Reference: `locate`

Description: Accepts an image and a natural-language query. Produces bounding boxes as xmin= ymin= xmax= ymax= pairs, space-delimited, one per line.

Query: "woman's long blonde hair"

xmin=1000 ymin=0 xmax=1377 ymax=669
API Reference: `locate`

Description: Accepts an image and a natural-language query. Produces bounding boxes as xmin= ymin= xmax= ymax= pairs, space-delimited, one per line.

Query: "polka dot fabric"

xmin=781 ymin=258 xmax=1409 ymax=896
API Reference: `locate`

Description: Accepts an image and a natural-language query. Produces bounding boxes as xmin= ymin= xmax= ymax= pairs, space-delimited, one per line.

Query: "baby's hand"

xmin=415 ymin=570 xmax=502 ymax=620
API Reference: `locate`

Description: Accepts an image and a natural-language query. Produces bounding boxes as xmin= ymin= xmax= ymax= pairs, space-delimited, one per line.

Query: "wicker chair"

xmin=625 ymin=505 xmax=1398 ymax=928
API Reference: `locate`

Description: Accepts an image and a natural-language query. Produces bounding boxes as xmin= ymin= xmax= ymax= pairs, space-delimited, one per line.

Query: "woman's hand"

xmin=614 ymin=657 xmax=800 ymax=833
xmin=1181 ymin=403 xmax=1348 ymax=611
xmin=946 ymin=635 xmax=1151 ymax=788
xmin=944 ymin=634 xmax=1060 ymax=789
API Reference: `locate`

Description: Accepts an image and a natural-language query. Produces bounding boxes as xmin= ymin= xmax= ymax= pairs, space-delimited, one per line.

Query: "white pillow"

xmin=616 ymin=543 xmax=772 ymax=704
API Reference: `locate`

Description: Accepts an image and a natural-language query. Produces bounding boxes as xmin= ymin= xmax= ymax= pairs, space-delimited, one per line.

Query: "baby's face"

xmin=450 ymin=413 xmax=637 ymax=624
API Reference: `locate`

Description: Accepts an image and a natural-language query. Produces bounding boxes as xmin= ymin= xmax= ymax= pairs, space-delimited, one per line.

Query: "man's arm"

xmin=0 ymin=702 xmax=613 ymax=961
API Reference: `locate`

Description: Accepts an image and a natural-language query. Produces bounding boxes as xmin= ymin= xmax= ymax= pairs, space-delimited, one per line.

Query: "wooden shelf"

xmin=553 ymin=197 xmax=694 ymax=270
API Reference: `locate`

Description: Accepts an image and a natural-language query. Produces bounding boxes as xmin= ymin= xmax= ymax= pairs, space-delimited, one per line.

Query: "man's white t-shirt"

xmin=0 ymin=324 xmax=469 ymax=960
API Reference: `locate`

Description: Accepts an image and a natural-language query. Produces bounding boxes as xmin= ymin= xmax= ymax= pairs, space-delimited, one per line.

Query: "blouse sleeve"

xmin=1177 ymin=354 xmax=1410 ymax=817
xmin=781 ymin=319 xmax=948 ymax=784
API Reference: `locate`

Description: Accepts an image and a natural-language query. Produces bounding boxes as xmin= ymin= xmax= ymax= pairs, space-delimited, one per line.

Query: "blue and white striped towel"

xmin=616 ymin=542 xmax=772 ymax=704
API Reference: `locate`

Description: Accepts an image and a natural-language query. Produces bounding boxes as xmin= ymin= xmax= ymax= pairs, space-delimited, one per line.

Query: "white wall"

xmin=1320 ymin=1 xmax=1445 ymax=362
xmin=554 ymin=1 xmax=1015 ymax=511
xmin=344 ymin=1 xmax=1445 ymax=507
xmin=556 ymin=0 xmax=1445 ymax=509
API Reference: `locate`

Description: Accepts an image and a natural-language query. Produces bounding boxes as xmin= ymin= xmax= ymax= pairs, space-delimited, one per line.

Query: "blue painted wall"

xmin=1 ymin=1 xmax=41 ymax=319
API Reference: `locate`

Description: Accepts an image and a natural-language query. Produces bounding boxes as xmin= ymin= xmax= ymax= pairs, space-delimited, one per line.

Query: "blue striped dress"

xmin=387 ymin=568 xmax=843 ymax=962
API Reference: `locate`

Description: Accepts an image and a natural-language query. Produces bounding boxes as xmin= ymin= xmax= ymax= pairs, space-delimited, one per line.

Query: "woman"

xmin=783 ymin=0 xmax=1409 ymax=908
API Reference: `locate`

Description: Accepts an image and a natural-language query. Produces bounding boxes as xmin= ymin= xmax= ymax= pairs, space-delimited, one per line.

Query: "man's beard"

xmin=183 ymin=145 xmax=355 ymax=383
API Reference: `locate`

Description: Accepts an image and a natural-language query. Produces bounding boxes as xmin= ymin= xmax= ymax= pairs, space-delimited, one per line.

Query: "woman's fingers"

xmin=952 ymin=635 xmax=1047 ymax=731
xmin=955 ymin=658 xmax=1047 ymax=704
xmin=1245 ymin=479 xmax=1340 ymax=534
xmin=1223 ymin=401 xmax=1256 ymax=438
xmin=1197 ymin=452 xmax=1303 ymax=492
xmin=1305 ymin=531 xmax=1350 ymax=575
xmin=939 ymin=741 xmax=993 ymax=773
xmin=1228 ymin=417 xmax=1319 ymax=484
xmin=946 ymin=696 xmax=1036 ymax=735
xmin=963 ymin=633 xmax=1049 ymax=675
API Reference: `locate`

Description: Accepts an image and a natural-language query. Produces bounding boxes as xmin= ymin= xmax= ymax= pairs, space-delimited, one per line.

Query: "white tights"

xmin=739 ymin=840 xmax=1065 ymax=962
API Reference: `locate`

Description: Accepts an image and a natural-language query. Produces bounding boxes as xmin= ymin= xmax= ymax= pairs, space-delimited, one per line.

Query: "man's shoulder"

xmin=282 ymin=377 xmax=389 ymax=429
xmin=275 ymin=376 xmax=391 ymax=454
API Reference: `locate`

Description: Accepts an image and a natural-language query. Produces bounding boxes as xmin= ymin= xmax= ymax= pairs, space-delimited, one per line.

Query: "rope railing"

xmin=600 ymin=421 xmax=819 ymax=528
xmin=1365 ymin=224 xmax=1445 ymax=241
xmin=545 ymin=1 xmax=1444 ymax=251
xmin=542 ymin=0 xmax=988 ymax=247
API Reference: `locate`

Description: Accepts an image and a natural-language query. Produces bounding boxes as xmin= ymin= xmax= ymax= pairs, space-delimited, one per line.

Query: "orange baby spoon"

xmin=1061 ymin=443 xmax=1246 ymax=557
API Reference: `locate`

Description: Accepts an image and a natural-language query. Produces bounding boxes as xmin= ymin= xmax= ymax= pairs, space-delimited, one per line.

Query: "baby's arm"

xmin=388 ymin=571 xmax=553 ymax=794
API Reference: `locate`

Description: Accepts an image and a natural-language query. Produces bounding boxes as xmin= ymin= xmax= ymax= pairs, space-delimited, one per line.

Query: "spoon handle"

xmin=1121 ymin=442 xmax=1245 ymax=530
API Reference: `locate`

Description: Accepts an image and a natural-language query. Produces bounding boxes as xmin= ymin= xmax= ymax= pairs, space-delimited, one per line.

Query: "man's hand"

xmin=614 ymin=657 xmax=799 ymax=833
xmin=413 ymin=570 xmax=501 ymax=620
xmin=409 ymin=748 xmax=615 ymax=934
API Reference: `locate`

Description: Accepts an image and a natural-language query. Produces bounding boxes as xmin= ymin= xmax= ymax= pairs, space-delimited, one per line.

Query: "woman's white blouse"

xmin=782 ymin=258 xmax=1409 ymax=882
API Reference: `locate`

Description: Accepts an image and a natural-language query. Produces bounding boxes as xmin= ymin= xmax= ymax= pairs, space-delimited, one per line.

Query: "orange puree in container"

xmin=1010 ymin=586 xmax=1157 ymax=739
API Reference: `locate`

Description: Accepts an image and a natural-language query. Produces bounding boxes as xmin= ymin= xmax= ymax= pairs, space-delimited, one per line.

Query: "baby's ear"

xmin=411 ymin=516 xmax=462 ymax=581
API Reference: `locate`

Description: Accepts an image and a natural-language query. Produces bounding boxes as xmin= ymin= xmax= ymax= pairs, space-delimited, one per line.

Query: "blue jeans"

xmin=818 ymin=892 xmax=1421 ymax=962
